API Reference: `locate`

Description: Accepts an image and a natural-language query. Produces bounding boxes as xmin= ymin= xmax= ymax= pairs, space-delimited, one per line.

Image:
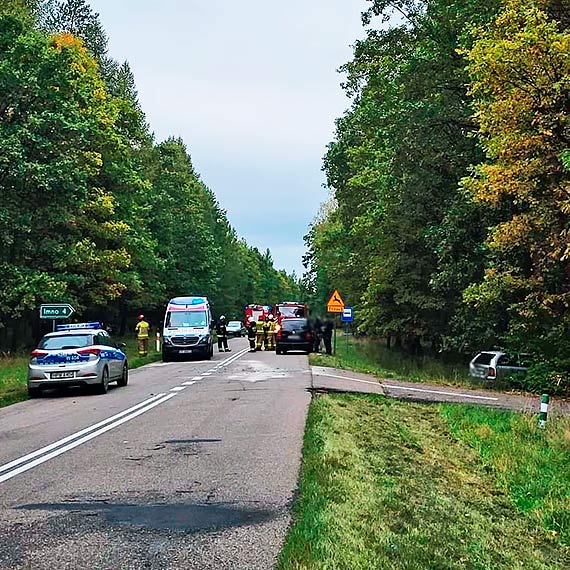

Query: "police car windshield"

xmin=39 ymin=335 xmax=92 ymax=350
xmin=166 ymin=311 xmax=207 ymax=327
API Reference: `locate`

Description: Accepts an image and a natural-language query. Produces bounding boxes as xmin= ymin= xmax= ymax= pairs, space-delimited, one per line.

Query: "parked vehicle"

xmin=469 ymin=351 xmax=529 ymax=381
xmin=275 ymin=318 xmax=313 ymax=355
xmin=27 ymin=322 xmax=128 ymax=397
xmin=162 ymin=296 xmax=213 ymax=361
xmin=227 ymin=320 xmax=246 ymax=337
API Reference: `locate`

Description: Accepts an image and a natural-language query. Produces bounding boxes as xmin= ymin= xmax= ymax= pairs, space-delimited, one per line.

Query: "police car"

xmin=27 ymin=323 xmax=128 ymax=397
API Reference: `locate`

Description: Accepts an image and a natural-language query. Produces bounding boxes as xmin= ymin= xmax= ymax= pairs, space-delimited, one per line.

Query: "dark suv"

xmin=276 ymin=318 xmax=312 ymax=355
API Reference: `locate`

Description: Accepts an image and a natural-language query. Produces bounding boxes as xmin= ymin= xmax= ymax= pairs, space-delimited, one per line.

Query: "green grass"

xmin=311 ymin=336 xmax=479 ymax=388
xmin=0 ymin=336 xmax=161 ymax=409
xmin=442 ymin=405 xmax=570 ymax=545
xmin=278 ymin=394 xmax=570 ymax=569
xmin=0 ymin=356 xmax=29 ymax=408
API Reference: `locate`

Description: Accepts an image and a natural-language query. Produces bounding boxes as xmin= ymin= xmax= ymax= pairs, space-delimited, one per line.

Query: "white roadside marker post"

xmin=538 ymin=393 xmax=549 ymax=429
xmin=156 ymin=331 xmax=161 ymax=352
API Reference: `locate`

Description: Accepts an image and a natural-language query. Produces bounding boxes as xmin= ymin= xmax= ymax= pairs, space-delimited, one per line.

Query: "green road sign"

xmin=39 ymin=304 xmax=75 ymax=320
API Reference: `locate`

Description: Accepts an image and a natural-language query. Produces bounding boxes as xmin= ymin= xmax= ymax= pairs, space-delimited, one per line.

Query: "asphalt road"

xmin=311 ymin=365 xmax=570 ymax=415
xmin=0 ymin=337 xmax=312 ymax=569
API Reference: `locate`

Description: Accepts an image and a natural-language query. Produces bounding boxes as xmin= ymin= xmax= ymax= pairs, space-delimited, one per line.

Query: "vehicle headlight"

xmin=163 ymin=336 xmax=173 ymax=345
xmin=197 ymin=335 xmax=210 ymax=344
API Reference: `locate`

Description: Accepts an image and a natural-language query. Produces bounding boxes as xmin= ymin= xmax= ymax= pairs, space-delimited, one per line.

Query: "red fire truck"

xmin=273 ymin=301 xmax=308 ymax=323
xmin=244 ymin=304 xmax=272 ymax=323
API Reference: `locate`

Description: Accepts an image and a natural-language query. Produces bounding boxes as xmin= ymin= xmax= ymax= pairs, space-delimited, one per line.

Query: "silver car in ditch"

xmin=27 ymin=322 xmax=128 ymax=397
xmin=469 ymin=351 xmax=528 ymax=382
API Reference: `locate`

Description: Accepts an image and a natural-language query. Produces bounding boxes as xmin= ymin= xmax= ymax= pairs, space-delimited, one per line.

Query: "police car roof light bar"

xmin=55 ymin=322 xmax=103 ymax=331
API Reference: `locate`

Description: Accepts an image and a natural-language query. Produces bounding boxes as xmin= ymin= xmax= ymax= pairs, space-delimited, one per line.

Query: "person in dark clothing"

xmin=246 ymin=318 xmax=257 ymax=352
xmin=312 ymin=317 xmax=323 ymax=353
xmin=322 ymin=319 xmax=334 ymax=355
xmin=216 ymin=315 xmax=231 ymax=352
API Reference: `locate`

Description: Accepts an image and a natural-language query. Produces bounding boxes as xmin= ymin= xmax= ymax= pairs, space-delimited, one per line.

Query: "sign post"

xmin=39 ymin=303 xmax=75 ymax=331
xmin=341 ymin=307 xmax=354 ymax=355
xmin=326 ymin=290 xmax=345 ymax=355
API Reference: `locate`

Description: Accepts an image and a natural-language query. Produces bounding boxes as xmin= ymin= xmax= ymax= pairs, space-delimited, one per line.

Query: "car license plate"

xmin=51 ymin=371 xmax=75 ymax=379
xmin=179 ymin=349 xmax=193 ymax=354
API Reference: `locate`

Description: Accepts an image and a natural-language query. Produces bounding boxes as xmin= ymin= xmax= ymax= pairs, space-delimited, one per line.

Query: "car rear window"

xmin=228 ymin=321 xmax=242 ymax=326
xmin=39 ymin=334 xmax=93 ymax=350
xmin=282 ymin=319 xmax=308 ymax=332
xmin=474 ymin=352 xmax=494 ymax=365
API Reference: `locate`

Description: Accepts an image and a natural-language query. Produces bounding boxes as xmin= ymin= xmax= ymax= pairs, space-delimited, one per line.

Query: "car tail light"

xmin=78 ymin=348 xmax=101 ymax=358
xmin=488 ymin=367 xmax=496 ymax=378
xmin=30 ymin=350 xmax=48 ymax=358
xmin=306 ymin=332 xmax=313 ymax=341
xmin=276 ymin=328 xmax=283 ymax=340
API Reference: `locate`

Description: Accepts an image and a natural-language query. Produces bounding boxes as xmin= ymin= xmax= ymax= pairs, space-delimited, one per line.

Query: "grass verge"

xmin=0 ymin=336 xmax=161 ymax=410
xmin=278 ymin=394 xmax=570 ymax=569
xmin=311 ymin=336 xmax=481 ymax=388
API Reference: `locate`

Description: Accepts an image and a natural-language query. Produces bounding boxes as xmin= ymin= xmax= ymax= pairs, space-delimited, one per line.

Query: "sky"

xmin=88 ymin=0 xmax=369 ymax=275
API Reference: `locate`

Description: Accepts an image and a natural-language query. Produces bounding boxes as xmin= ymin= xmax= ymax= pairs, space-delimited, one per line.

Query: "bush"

xmin=509 ymin=362 xmax=570 ymax=396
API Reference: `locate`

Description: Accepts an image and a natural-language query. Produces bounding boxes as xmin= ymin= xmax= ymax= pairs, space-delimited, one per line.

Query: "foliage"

xmin=0 ymin=5 xmax=298 ymax=349
xmin=460 ymin=0 xmax=570 ymax=385
xmin=304 ymin=0 xmax=569 ymax=392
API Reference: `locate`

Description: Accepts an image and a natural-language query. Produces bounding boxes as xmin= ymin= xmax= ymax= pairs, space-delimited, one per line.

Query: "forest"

xmin=0 ymin=0 xmax=301 ymax=350
xmin=303 ymin=0 xmax=569 ymax=392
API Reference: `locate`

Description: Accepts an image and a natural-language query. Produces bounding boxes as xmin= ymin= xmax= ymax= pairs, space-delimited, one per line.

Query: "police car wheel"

xmin=117 ymin=364 xmax=128 ymax=387
xmin=95 ymin=367 xmax=110 ymax=394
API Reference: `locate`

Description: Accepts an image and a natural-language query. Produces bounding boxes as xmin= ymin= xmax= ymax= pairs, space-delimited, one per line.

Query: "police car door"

xmin=99 ymin=331 xmax=120 ymax=379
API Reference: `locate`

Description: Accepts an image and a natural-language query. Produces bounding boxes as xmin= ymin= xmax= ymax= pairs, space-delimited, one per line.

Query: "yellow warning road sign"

xmin=326 ymin=290 xmax=345 ymax=313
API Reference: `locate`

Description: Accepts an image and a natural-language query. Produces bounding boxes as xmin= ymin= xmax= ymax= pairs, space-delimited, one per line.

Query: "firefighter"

xmin=255 ymin=314 xmax=266 ymax=351
xmin=247 ymin=317 xmax=257 ymax=352
xmin=135 ymin=314 xmax=150 ymax=356
xmin=265 ymin=314 xmax=276 ymax=350
xmin=216 ymin=315 xmax=230 ymax=352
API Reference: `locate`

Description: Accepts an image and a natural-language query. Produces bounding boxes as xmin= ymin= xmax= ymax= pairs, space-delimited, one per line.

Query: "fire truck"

xmin=244 ymin=304 xmax=272 ymax=323
xmin=273 ymin=301 xmax=308 ymax=323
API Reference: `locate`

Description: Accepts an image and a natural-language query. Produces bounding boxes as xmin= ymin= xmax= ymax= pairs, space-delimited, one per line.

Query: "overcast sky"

xmin=88 ymin=0 xmax=369 ymax=275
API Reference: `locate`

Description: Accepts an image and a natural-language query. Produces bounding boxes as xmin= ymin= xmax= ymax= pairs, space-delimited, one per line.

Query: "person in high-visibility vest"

xmin=135 ymin=314 xmax=150 ymax=356
xmin=265 ymin=314 xmax=276 ymax=350
xmin=255 ymin=315 xmax=266 ymax=351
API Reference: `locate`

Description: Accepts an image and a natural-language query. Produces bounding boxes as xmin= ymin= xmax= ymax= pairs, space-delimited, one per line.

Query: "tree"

xmin=461 ymin=0 xmax=570 ymax=378
xmin=0 ymin=19 xmax=132 ymax=346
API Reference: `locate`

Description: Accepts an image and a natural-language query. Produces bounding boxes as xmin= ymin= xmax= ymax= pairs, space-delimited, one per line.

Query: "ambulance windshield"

xmin=166 ymin=311 xmax=207 ymax=328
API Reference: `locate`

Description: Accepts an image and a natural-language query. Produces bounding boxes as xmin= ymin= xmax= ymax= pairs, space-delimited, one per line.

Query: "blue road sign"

xmin=341 ymin=307 xmax=354 ymax=322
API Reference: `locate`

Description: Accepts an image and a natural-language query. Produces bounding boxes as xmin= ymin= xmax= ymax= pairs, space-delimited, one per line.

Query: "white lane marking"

xmin=181 ymin=381 xmax=196 ymax=386
xmin=214 ymin=347 xmax=249 ymax=369
xmin=170 ymin=386 xmax=187 ymax=392
xmin=0 ymin=393 xmax=177 ymax=484
xmin=314 ymin=371 xmax=499 ymax=401
xmin=191 ymin=376 xmax=202 ymax=381
xmin=201 ymin=372 xmax=212 ymax=376
xmin=0 ymin=393 xmax=166 ymax=476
